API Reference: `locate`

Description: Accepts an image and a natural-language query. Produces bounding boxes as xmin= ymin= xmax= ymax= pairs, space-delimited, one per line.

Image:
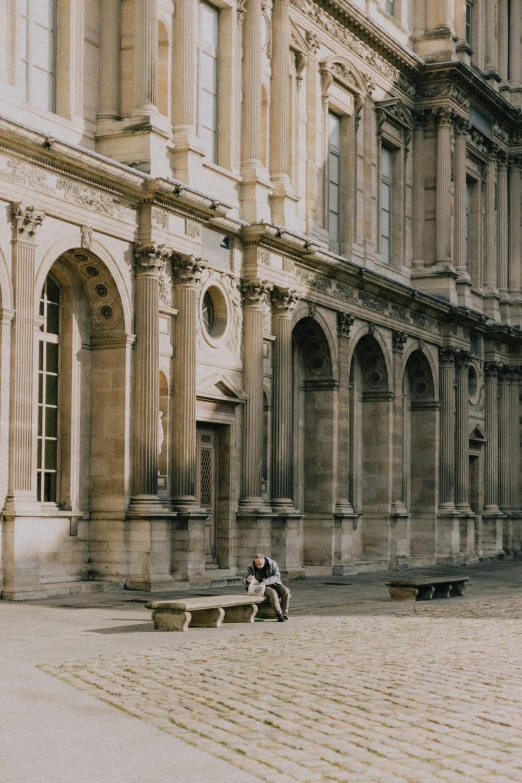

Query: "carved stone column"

xmin=171 ymin=254 xmax=208 ymax=581
xmin=485 ymin=0 xmax=499 ymax=79
xmin=454 ymin=118 xmax=471 ymax=289
xmin=497 ymin=152 xmax=508 ymax=294
xmin=269 ymin=0 xmax=294 ymax=224
xmin=333 ymin=312 xmax=358 ymax=574
xmin=236 ymin=280 xmax=273 ymax=568
xmin=172 ymin=0 xmax=201 ymax=182
xmin=129 ymin=244 xmax=170 ymax=513
xmin=436 ymin=108 xmax=453 ymax=266
xmin=498 ymin=364 xmax=521 ymax=554
xmin=2 ymin=205 xmax=44 ymax=599
xmin=133 ymin=0 xmax=158 ymax=117
xmin=98 ymin=0 xmax=120 ymax=120
xmin=484 ymin=150 xmax=500 ymax=318
xmin=508 ymin=158 xmax=522 ymax=323
xmin=484 ymin=363 xmax=501 ymax=513
xmin=412 ymin=112 xmax=427 ymax=268
xmin=5 ymin=205 xmax=44 ymax=514
xmin=390 ymin=331 xmax=410 ymax=567
xmin=270 ymin=287 xmax=303 ymax=577
xmin=241 ymin=0 xmax=262 ymax=170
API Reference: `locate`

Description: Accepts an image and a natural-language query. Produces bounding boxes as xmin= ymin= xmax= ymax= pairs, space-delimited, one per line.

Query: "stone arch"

xmin=293 ymin=304 xmax=338 ymax=379
xmin=35 ymin=235 xmax=132 ymax=333
xmin=403 ymin=349 xmax=438 ymax=563
xmin=402 ymin=342 xmax=439 ymax=400
xmin=347 ymin=324 xmax=393 ymax=392
xmin=292 ymin=316 xmax=337 ymax=568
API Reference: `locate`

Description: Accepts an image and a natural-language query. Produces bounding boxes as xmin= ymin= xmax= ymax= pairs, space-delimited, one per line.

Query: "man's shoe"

xmin=276 ymin=613 xmax=285 ymax=622
xmin=282 ymin=613 xmax=289 ymax=620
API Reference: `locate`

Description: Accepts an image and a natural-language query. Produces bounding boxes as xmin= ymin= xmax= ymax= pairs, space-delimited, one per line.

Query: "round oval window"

xmin=201 ymin=285 xmax=228 ymax=341
xmin=202 ymin=291 xmax=215 ymax=334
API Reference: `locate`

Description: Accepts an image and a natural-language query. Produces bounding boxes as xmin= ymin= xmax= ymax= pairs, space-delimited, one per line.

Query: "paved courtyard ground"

xmin=3 ymin=560 xmax=522 ymax=782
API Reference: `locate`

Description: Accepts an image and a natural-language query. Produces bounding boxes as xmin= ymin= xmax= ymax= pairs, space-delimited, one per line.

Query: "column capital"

xmin=271 ymin=287 xmax=300 ymax=315
xmin=134 ymin=242 xmax=171 ymax=276
xmin=440 ymin=346 xmax=457 ymax=366
xmin=412 ymin=109 xmax=429 ymax=131
xmin=171 ymin=254 xmax=206 ymax=286
xmin=455 ymin=349 xmax=472 ymax=371
xmin=12 ymin=203 xmax=44 ymax=243
xmin=453 ymin=116 xmax=470 ymax=136
xmin=435 ymin=106 xmax=453 ymax=126
xmin=241 ymin=279 xmax=273 ymax=306
xmin=484 ymin=361 xmax=501 ymax=378
xmin=392 ymin=330 xmax=408 ymax=353
xmin=337 ymin=312 xmax=355 ymax=338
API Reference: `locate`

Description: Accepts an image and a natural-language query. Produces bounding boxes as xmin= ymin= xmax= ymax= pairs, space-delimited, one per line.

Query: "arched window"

xmin=38 ymin=275 xmax=60 ymax=502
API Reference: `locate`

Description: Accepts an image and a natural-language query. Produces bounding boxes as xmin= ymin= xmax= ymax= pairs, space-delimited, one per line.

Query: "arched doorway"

xmin=292 ymin=317 xmax=337 ymax=570
xmin=350 ymin=334 xmax=392 ymax=566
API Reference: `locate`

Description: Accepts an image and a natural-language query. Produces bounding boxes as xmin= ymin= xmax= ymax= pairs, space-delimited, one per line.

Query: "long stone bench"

xmin=386 ymin=576 xmax=469 ymax=602
xmin=146 ymin=594 xmax=267 ymax=631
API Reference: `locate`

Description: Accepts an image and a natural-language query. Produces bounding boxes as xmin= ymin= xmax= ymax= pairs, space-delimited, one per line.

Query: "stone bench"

xmin=386 ymin=576 xmax=469 ymax=602
xmin=146 ymin=594 xmax=267 ymax=631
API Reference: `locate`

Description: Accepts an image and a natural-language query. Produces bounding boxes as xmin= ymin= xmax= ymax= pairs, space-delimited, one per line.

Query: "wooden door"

xmin=196 ymin=427 xmax=217 ymax=563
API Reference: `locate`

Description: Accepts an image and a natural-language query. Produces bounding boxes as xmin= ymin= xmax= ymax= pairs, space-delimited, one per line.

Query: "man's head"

xmin=254 ymin=553 xmax=266 ymax=568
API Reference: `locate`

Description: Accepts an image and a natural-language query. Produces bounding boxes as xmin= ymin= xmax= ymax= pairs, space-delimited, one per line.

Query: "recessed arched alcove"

xmin=292 ymin=317 xmax=336 ymax=569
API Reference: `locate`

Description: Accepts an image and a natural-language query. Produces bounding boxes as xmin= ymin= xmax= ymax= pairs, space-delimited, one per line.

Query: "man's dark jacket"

xmin=244 ymin=556 xmax=282 ymax=589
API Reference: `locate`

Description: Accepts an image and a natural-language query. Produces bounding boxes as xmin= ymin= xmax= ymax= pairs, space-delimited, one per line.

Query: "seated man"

xmin=245 ymin=553 xmax=290 ymax=622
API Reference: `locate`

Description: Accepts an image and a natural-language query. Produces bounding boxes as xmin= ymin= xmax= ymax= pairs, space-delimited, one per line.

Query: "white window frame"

xmin=196 ymin=0 xmax=219 ymax=163
xmin=19 ymin=0 xmax=56 ymax=113
xmin=380 ymin=145 xmax=393 ymax=264
xmin=328 ymin=110 xmax=342 ymax=254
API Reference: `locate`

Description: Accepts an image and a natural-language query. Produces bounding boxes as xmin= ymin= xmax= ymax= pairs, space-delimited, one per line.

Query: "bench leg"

xmin=152 ymin=610 xmax=192 ymax=632
xmin=223 ymin=604 xmax=259 ymax=624
xmin=450 ymin=582 xmax=466 ymax=597
xmin=389 ymin=586 xmax=418 ymax=601
xmin=416 ymin=585 xmax=435 ymax=601
xmin=433 ymin=584 xmax=452 ymax=599
xmin=189 ymin=607 xmax=225 ymax=628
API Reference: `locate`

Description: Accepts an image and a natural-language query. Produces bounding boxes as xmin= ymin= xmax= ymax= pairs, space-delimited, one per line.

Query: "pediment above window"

xmin=320 ymin=57 xmax=374 ymax=107
xmin=375 ymin=98 xmax=413 ymax=134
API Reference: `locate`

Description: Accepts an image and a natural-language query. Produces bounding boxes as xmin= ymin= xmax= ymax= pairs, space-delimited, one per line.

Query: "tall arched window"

xmin=38 ymin=275 xmax=60 ymax=502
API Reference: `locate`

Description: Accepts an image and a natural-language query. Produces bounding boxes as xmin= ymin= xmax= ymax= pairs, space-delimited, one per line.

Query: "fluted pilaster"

xmin=133 ymin=0 xmax=158 ymax=116
xmin=7 ymin=205 xmax=44 ymax=507
xmin=412 ymin=112 xmax=427 ymax=267
xmin=497 ymin=153 xmax=509 ymax=293
xmin=171 ymin=254 xmax=206 ymax=506
xmin=455 ymin=350 xmax=471 ymax=510
xmin=485 ymin=0 xmax=499 ymax=77
xmin=240 ymin=280 xmax=272 ymax=504
xmin=509 ymin=159 xmax=522 ymax=292
xmin=271 ymin=288 xmax=299 ymax=507
xmin=241 ymin=0 xmax=262 ymax=166
xmin=173 ymin=0 xmax=196 ymax=132
xmin=98 ymin=0 xmax=120 ymax=119
xmin=269 ymin=0 xmax=293 ymax=223
xmin=484 ymin=363 xmax=500 ymax=511
xmin=336 ymin=313 xmax=355 ymax=513
xmin=130 ymin=243 xmax=170 ymax=510
xmin=454 ymin=118 xmax=469 ymax=277
xmin=436 ymin=109 xmax=453 ymax=265
xmin=484 ymin=152 xmax=498 ymax=290
xmin=499 ymin=365 xmax=518 ymax=510
xmin=439 ymin=347 xmax=456 ymax=508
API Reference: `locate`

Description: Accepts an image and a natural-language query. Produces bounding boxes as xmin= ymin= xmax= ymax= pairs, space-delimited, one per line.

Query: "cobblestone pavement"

xmin=43 ymin=593 xmax=522 ymax=783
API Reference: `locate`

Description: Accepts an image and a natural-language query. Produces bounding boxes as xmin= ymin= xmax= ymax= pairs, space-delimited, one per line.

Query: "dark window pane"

xmin=46 ymin=303 xmax=59 ymax=335
xmin=37 ymin=472 xmax=41 ymax=501
xmin=45 ymin=439 xmax=57 ymax=470
xmin=39 ymin=341 xmax=44 ymax=371
xmin=38 ymin=405 xmax=43 ymax=435
xmin=45 ymin=406 xmax=57 ymax=437
xmin=46 ymin=374 xmax=58 ymax=405
xmin=46 ymin=276 xmax=60 ymax=304
xmin=38 ymin=371 xmax=43 ymax=401
xmin=37 ymin=437 xmax=42 ymax=467
xmin=46 ymin=342 xmax=58 ymax=373
xmin=43 ymin=471 xmax=56 ymax=502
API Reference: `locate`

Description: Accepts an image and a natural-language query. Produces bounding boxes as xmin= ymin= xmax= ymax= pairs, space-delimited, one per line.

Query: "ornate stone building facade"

xmin=0 ymin=0 xmax=521 ymax=598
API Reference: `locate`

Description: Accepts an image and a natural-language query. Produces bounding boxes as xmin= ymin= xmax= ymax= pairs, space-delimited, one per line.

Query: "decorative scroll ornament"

xmin=271 ymin=288 xmax=300 ymax=314
xmin=392 ymin=331 xmax=408 ymax=352
xmin=12 ymin=203 xmax=44 ymax=242
xmin=241 ymin=280 xmax=273 ymax=306
xmin=171 ymin=253 xmax=207 ymax=285
xmin=455 ymin=349 xmax=472 ymax=370
xmin=81 ymin=225 xmax=93 ymax=250
xmin=134 ymin=243 xmax=171 ymax=275
xmin=337 ymin=312 xmax=355 ymax=338
xmin=440 ymin=346 xmax=457 ymax=365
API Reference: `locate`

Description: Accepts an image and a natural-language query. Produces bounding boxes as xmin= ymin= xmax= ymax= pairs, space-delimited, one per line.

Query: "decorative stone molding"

xmin=337 ymin=312 xmax=354 ymax=338
xmin=392 ymin=331 xmax=408 ymax=353
xmin=134 ymin=243 xmax=171 ymax=275
xmin=484 ymin=361 xmax=501 ymax=378
xmin=171 ymin=254 xmax=206 ymax=286
xmin=305 ymin=29 xmax=320 ymax=54
xmin=290 ymin=0 xmax=398 ymax=82
xmin=455 ymin=349 xmax=472 ymax=371
xmin=151 ymin=207 xmax=169 ymax=230
xmin=375 ymin=98 xmax=413 ymax=137
xmin=185 ymin=217 xmax=202 ymax=239
xmin=11 ymin=203 xmax=44 ymax=242
xmin=320 ymin=57 xmax=372 ymax=108
xmin=440 ymin=346 xmax=456 ymax=366
xmin=80 ymin=225 xmax=93 ymax=250
xmin=241 ymin=280 xmax=273 ymax=306
xmin=271 ymin=287 xmax=300 ymax=314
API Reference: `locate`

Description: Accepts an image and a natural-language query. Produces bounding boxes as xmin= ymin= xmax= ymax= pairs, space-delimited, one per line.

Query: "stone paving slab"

xmin=42 ymin=592 xmax=522 ymax=783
